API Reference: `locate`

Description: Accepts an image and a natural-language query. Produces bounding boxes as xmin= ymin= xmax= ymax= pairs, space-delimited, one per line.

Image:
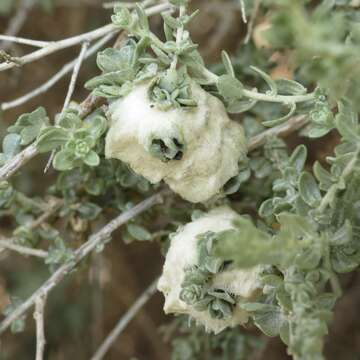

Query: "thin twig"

xmin=0 ymin=35 xmax=49 ymax=48
xmin=245 ymin=0 xmax=261 ymax=44
xmin=0 ymin=0 xmax=36 ymax=51
xmin=248 ymin=115 xmax=308 ymax=151
xmin=0 ymin=143 xmax=38 ymax=182
xmin=0 ymin=240 xmax=48 ymax=258
xmin=0 ymin=2 xmax=171 ymax=72
xmin=103 ymin=0 xmax=155 ymax=9
xmin=239 ymin=0 xmax=247 ymax=23
xmin=91 ymin=278 xmax=158 ymax=360
xmin=44 ymin=41 xmax=90 ymax=172
xmin=34 ymin=295 xmax=47 ymax=360
xmin=0 ymin=191 xmax=164 ymax=335
xmin=0 ymin=198 xmax=63 ymax=258
xmin=62 ymin=41 xmax=90 ymax=111
xmin=1 ymin=33 xmax=115 ymax=112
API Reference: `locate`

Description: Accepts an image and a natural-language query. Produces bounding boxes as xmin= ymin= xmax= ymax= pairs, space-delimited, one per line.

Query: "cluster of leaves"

xmin=161 ymin=315 xmax=264 ymax=360
xmin=180 ymin=231 xmax=236 ymax=320
xmin=209 ymin=97 xmax=360 ymax=359
xmin=264 ymin=0 xmax=360 ymax=109
xmin=216 ymin=55 xmax=311 ymax=126
xmin=85 ymin=3 xmax=203 ymax=109
xmin=36 ymin=109 xmax=107 ymax=171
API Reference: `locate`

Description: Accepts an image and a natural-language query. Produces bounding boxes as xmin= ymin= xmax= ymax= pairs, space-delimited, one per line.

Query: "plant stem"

xmin=170 ymin=4 xmax=186 ymax=70
xmin=0 ymin=191 xmax=164 ymax=335
xmin=90 ymin=278 xmax=158 ymax=360
xmin=201 ymin=67 xmax=316 ymax=104
xmin=318 ymin=148 xmax=359 ymax=213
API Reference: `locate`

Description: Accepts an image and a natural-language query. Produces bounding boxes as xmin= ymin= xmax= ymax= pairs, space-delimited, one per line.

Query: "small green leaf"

xmin=289 ymin=145 xmax=307 ymax=172
xmin=77 ymin=202 xmax=102 ymax=220
xmin=335 ymin=99 xmax=360 ymax=143
xmin=330 ymin=220 xmax=352 ymax=246
xmin=2 ymin=134 xmax=21 ymax=158
xmin=262 ymin=102 xmax=296 ymax=127
xmin=299 ymin=172 xmax=322 ymax=207
xmin=275 ymin=79 xmax=307 ymax=95
xmin=250 ymin=66 xmax=277 ymax=96
xmin=221 ymin=50 xmax=235 ymax=77
xmin=53 ymin=150 xmax=74 ymax=171
xmin=84 ymin=151 xmax=100 ymax=167
xmin=127 ymin=223 xmax=152 ymax=241
xmin=217 ymin=75 xmax=243 ymax=101
xmin=36 ymin=127 xmax=68 ymax=153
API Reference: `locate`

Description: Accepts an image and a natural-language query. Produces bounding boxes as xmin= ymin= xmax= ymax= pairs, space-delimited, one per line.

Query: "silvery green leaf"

xmin=330 ymin=220 xmax=352 ymax=246
xmin=84 ymin=151 xmax=100 ymax=167
xmin=307 ymin=124 xmax=332 ymax=138
xmin=127 ymin=223 xmax=152 ymax=241
xmin=150 ymin=45 xmax=171 ymax=65
xmin=289 ymin=145 xmax=307 ymax=173
xmin=259 ymin=198 xmax=274 ymax=218
xmin=313 ymin=161 xmax=333 ymax=191
xmin=8 ymin=107 xmax=49 ymax=145
xmin=53 ymin=150 xmax=75 ymax=171
xmin=275 ymin=79 xmax=307 ymax=95
xmin=331 ymin=247 xmax=360 ymax=273
xmin=86 ymin=115 xmax=107 ymax=139
xmin=97 ymin=48 xmax=131 ymax=73
xmin=162 ymin=13 xmax=180 ymax=29
xmin=2 ymin=134 xmax=21 ymax=158
xmin=262 ymin=102 xmax=296 ymax=127
xmin=227 ymin=99 xmax=257 ymax=113
xmin=163 ymin=22 xmax=174 ymax=41
xmin=85 ymin=71 xmax=131 ymax=90
xmin=36 ymin=127 xmax=68 ymax=153
xmin=295 ymin=247 xmax=322 ymax=270
xmin=253 ymin=307 xmax=284 ymax=337
xmin=250 ymin=66 xmax=277 ymax=96
xmin=299 ymin=172 xmax=322 ymax=207
xmin=112 ymin=6 xmax=132 ymax=28
xmin=335 ymin=98 xmax=360 ymax=142
xmin=135 ymin=4 xmax=149 ymax=31
xmin=217 ymin=75 xmax=243 ymax=101
xmin=77 ymin=202 xmax=102 ymax=220
xmin=221 ymin=50 xmax=235 ymax=77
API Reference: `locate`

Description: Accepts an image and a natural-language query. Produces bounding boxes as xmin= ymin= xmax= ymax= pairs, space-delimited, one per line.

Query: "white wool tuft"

xmin=105 ymin=81 xmax=247 ymax=203
xmin=157 ymin=206 xmax=261 ymax=334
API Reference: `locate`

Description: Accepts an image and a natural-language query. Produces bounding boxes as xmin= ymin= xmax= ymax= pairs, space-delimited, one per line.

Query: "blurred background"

xmin=1 ymin=1 xmax=360 ymax=359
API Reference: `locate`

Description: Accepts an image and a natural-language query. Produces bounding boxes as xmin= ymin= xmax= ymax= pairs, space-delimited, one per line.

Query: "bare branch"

xmin=0 ymin=143 xmax=38 ymax=182
xmin=0 ymin=240 xmax=48 ymax=258
xmin=62 ymin=41 xmax=90 ymax=111
xmin=91 ymin=278 xmax=158 ymax=360
xmin=0 ymin=191 xmax=164 ymax=335
xmin=34 ymin=295 xmax=47 ymax=360
xmin=0 ymin=198 xmax=63 ymax=258
xmin=1 ymin=33 xmax=115 ymax=112
xmin=0 ymin=35 xmax=49 ymax=48
xmin=44 ymin=41 xmax=90 ymax=172
xmin=0 ymin=0 xmax=36 ymax=51
xmin=0 ymin=2 xmax=171 ymax=72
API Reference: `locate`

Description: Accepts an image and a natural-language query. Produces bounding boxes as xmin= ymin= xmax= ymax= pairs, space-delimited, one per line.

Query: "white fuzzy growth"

xmin=105 ymin=81 xmax=247 ymax=203
xmin=157 ymin=206 xmax=261 ymax=334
